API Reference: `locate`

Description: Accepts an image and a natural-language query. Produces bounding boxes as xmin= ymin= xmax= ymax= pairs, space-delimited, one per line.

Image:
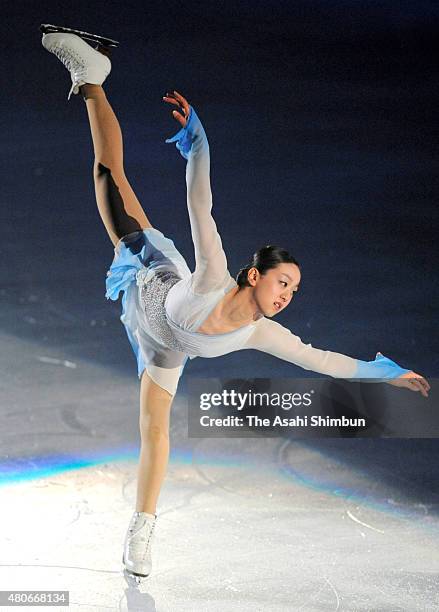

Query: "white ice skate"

xmin=123 ymin=511 xmax=157 ymax=584
xmin=41 ymin=30 xmax=112 ymax=99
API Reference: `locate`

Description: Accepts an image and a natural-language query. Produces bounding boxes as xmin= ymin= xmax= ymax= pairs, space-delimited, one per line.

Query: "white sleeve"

xmin=166 ymin=106 xmax=230 ymax=294
xmin=243 ymin=317 xmax=411 ymax=379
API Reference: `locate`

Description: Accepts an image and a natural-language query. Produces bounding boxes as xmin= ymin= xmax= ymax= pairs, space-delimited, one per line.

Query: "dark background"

xmin=1 ymin=0 xmax=438 ymax=386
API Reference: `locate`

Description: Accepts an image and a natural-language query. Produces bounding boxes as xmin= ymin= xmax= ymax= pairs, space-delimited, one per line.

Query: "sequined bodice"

xmin=136 ymin=270 xmax=186 ymax=352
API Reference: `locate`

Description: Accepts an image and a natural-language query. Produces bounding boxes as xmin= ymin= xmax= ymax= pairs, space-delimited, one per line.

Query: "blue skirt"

xmin=105 ymin=228 xmax=191 ymax=394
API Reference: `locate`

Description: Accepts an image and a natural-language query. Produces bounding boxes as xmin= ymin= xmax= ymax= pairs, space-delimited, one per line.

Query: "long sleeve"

xmin=166 ymin=107 xmax=230 ymax=294
xmin=243 ymin=317 xmax=411 ymax=379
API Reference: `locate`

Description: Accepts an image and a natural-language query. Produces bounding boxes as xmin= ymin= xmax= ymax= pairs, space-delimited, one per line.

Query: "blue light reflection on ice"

xmin=0 ymin=447 xmax=136 ymax=486
xmin=0 ymin=444 xmax=436 ymax=532
xmin=0 ymin=446 xmax=243 ymax=487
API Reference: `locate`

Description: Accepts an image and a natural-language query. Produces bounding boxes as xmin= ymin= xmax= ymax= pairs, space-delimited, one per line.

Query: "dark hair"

xmin=236 ymin=245 xmax=300 ymax=289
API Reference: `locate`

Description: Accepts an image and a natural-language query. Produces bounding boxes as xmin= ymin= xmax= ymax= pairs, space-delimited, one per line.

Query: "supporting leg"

xmin=136 ymin=371 xmax=175 ymax=514
xmin=81 ymin=84 xmax=153 ymax=246
xmin=123 ymin=371 xmax=178 ymax=581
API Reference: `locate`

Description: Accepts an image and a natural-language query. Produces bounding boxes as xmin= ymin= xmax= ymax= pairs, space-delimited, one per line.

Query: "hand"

xmin=387 ymin=372 xmax=430 ymax=397
xmin=162 ymin=90 xmax=190 ymax=128
xmin=379 ymin=350 xmax=430 ymax=398
xmin=387 ymin=371 xmax=430 ymax=397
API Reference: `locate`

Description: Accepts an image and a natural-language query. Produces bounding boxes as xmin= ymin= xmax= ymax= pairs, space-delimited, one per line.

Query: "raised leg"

xmin=136 ymin=371 xmax=175 ymax=514
xmin=81 ymin=84 xmax=153 ymax=246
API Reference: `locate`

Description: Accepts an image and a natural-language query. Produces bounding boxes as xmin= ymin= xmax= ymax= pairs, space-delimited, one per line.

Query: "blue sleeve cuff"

xmin=354 ymin=353 xmax=411 ymax=379
xmin=165 ymin=106 xmax=206 ymax=160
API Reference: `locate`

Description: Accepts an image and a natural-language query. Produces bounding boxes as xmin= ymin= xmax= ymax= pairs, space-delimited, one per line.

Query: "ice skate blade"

xmin=40 ymin=24 xmax=119 ymax=48
xmin=123 ymin=568 xmax=150 ymax=587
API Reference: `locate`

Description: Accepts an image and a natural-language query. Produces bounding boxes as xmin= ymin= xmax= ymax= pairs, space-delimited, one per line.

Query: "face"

xmin=247 ymin=263 xmax=301 ymax=317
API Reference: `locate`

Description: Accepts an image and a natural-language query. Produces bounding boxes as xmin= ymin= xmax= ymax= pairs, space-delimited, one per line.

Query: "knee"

xmin=93 ymin=161 xmax=126 ymax=184
xmin=139 ymin=417 xmax=169 ymax=444
xmin=94 ymin=161 xmax=114 ymax=179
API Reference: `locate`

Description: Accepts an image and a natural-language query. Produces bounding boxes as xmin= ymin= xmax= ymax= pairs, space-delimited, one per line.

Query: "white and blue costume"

xmin=106 ymin=107 xmax=410 ymax=395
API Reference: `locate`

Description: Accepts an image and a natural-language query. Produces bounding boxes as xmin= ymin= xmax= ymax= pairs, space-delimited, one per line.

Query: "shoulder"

xmin=247 ymin=316 xmax=293 ymax=343
xmin=253 ymin=317 xmax=289 ymax=331
xmin=190 ymin=270 xmax=235 ymax=296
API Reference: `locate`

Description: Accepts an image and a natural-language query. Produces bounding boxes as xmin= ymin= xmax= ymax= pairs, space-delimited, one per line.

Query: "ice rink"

xmin=2 ymin=337 xmax=439 ymax=610
xmin=2 ymin=1 xmax=439 ymax=610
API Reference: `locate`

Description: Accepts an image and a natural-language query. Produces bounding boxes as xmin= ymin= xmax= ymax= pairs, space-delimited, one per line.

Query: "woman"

xmin=41 ymin=31 xmax=430 ymax=583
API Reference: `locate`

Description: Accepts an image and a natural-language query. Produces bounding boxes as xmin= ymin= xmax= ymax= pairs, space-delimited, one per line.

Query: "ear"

xmin=247 ymin=267 xmax=259 ymax=287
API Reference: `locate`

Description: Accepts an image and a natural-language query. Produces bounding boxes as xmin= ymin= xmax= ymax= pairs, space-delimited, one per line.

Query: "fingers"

xmin=172 ymin=109 xmax=186 ymax=128
xmin=408 ymin=379 xmax=424 ymax=396
xmin=407 ymin=374 xmax=430 ymax=398
xmin=162 ymin=90 xmax=190 ymax=128
xmin=162 ymin=95 xmax=180 ymax=108
xmin=171 ymin=90 xmax=190 ymax=115
xmin=393 ymin=371 xmax=430 ymax=398
xmin=162 ymin=97 xmax=186 ymax=127
xmin=414 ymin=375 xmax=430 ymax=396
xmin=418 ymin=376 xmax=430 ymax=392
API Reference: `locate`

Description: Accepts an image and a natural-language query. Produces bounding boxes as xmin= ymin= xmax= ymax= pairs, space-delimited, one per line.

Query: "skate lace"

xmin=129 ymin=520 xmax=156 ymax=562
xmin=50 ymin=44 xmax=88 ymax=99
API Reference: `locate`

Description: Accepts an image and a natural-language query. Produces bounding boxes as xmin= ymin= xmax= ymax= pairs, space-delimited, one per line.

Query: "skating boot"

xmin=41 ymin=27 xmax=113 ymax=99
xmin=123 ymin=511 xmax=157 ymax=584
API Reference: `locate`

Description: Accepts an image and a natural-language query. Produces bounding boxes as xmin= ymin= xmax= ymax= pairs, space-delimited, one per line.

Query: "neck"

xmin=222 ymin=286 xmax=262 ymax=324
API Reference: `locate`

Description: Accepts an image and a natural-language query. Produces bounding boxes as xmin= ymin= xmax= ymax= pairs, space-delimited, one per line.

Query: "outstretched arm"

xmin=244 ymin=317 xmax=430 ymax=396
xmin=164 ymin=91 xmax=230 ymax=294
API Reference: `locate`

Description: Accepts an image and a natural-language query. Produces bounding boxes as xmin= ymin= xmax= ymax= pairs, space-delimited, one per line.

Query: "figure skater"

xmin=41 ymin=31 xmax=430 ymax=584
